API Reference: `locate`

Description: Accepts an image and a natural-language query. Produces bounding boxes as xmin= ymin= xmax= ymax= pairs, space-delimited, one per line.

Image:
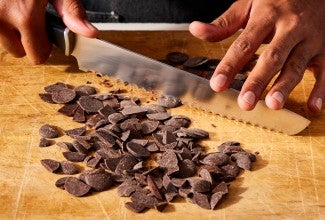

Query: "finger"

xmin=209 ymin=15 xmax=274 ymax=94
xmin=18 ymin=11 xmax=52 ymax=64
xmin=189 ymin=0 xmax=252 ymax=42
xmin=265 ymin=42 xmax=314 ymax=110
xmin=0 ymin=24 xmax=25 ymax=57
xmin=51 ymin=0 xmax=99 ymax=38
xmin=237 ymin=28 xmax=301 ymax=110
xmin=307 ymin=58 xmax=325 ymax=112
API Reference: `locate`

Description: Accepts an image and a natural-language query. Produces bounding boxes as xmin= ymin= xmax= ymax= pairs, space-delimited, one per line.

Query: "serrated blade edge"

xmin=71 ymin=35 xmax=310 ymax=135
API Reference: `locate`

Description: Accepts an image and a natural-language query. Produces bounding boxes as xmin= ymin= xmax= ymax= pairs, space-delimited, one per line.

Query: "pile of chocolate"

xmin=39 ymin=81 xmax=257 ymax=213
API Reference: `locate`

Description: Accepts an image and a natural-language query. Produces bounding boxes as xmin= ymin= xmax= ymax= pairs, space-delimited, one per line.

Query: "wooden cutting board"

xmin=0 ymin=31 xmax=324 ymax=219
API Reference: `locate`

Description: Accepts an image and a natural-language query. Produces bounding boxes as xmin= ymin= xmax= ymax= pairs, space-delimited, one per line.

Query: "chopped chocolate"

xmin=39 ymin=93 xmax=54 ymax=103
xmin=84 ymin=170 xmax=113 ymax=192
xmin=39 ymin=138 xmax=53 ymax=147
xmin=41 ymin=159 xmax=60 ymax=173
xmin=183 ymin=56 xmax=209 ymax=68
xmin=64 ymin=126 xmax=86 ymax=137
xmin=62 ymin=151 xmax=87 ymax=162
xmin=125 ymin=201 xmax=146 ymax=213
xmin=51 ymin=88 xmax=76 ymax=104
xmin=146 ymin=112 xmax=171 ymax=121
xmin=147 ymin=175 xmax=164 ymax=200
xmin=55 ymin=176 xmax=70 ymax=189
xmin=60 ymin=161 xmax=79 ymax=174
xmin=166 ymin=52 xmax=189 ymax=64
xmin=157 ymin=95 xmax=182 ymax=108
xmin=64 ymin=177 xmax=91 ymax=197
xmin=39 ymin=124 xmax=60 ymax=138
xmin=58 ymin=103 xmax=79 ymax=117
xmin=78 ymin=96 xmax=103 ymax=113
xmin=74 ymin=85 xmax=97 ymax=95
xmin=231 ymin=152 xmax=256 ymax=170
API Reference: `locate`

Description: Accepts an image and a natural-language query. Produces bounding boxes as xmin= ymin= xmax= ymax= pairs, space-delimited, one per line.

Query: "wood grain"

xmin=0 ymin=31 xmax=324 ymax=219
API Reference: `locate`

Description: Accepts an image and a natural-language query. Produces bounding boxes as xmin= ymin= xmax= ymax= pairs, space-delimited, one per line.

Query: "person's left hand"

xmin=189 ymin=0 xmax=325 ymax=113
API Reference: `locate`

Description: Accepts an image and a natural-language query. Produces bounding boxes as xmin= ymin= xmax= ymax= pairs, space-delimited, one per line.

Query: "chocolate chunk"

xmin=51 ymin=88 xmax=76 ymax=104
xmin=130 ymin=191 xmax=157 ymax=208
xmin=108 ymin=112 xmax=127 ymax=124
xmin=73 ymin=106 xmax=86 ymax=123
xmin=125 ymin=201 xmax=146 ymax=213
xmin=78 ymin=96 xmax=103 ymax=113
xmin=62 ymin=151 xmax=87 ymax=162
xmin=221 ymin=163 xmax=240 ymax=180
xmin=121 ymin=105 xmax=147 ymax=116
xmin=44 ymin=82 xmax=68 ymax=93
xmin=183 ymin=56 xmax=209 ymax=68
xmin=58 ymin=103 xmax=79 ymax=117
xmin=39 ymin=138 xmax=53 ymax=147
xmin=115 ymin=154 xmax=139 ymax=175
xmin=41 ymin=159 xmax=60 ymax=173
xmin=143 ymin=104 xmax=166 ymax=113
xmin=55 ymin=177 xmax=70 ymax=189
xmin=126 ymin=141 xmax=151 ymax=159
xmin=157 ymin=95 xmax=182 ymax=108
xmin=39 ymin=93 xmax=54 ymax=103
xmin=178 ymin=159 xmax=197 ymax=178
xmin=117 ymin=179 xmax=141 ymax=197
xmin=154 ymin=202 xmax=169 ymax=212
xmin=166 ymin=52 xmax=189 ymax=64
xmin=177 ymin=127 xmax=209 ymax=139
xmin=192 ymin=192 xmax=210 ymax=209
xmin=210 ymin=192 xmax=224 ymax=210
xmin=60 ymin=161 xmax=79 ymax=174
xmin=200 ymin=152 xmax=229 ymax=166
xmin=64 ymin=126 xmax=86 ymax=137
xmin=198 ymin=168 xmax=213 ymax=184
xmin=157 ymin=150 xmax=179 ymax=175
xmin=74 ymin=85 xmax=97 ymax=95
xmin=217 ymin=141 xmax=243 ymax=155
xmin=231 ymin=152 xmax=256 ymax=170
xmin=98 ymin=105 xmax=115 ymax=117
xmin=146 ymin=112 xmax=171 ymax=121
xmin=164 ymin=115 xmax=191 ymax=129
xmin=56 ymin=142 xmax=75 ymax=152
xmin=141 ymin=120 xmax=160 ymax=134
xmin=84 ymin=170 xmax=113 ymax=191
xmin=64 ymin=177 xmax=91 ymax=197
xmin=190 ymin=178 xmax=211 ymax=193
xmin=39 ymin=124 xmax=60 ymax=138
xmin=147 ymin=175 xmax=164 ymax=200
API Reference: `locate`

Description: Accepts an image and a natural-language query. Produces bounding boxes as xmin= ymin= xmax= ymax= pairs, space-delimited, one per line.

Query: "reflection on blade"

xmin=71 ymin=35 xmax=310 ymax=135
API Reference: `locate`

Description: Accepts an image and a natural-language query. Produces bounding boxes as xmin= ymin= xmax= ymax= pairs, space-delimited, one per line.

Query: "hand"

xmin=0 ymin=0 xmax=99 ymax=64
xmin=189 ymin=0 xmax=325 ymax=112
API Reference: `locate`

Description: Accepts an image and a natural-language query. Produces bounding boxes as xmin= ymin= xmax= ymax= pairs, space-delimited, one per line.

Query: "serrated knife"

xmin=46 ymin=13 xmax=310 ymax=135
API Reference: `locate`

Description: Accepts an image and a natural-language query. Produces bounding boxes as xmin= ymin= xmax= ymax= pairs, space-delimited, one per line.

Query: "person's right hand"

xmin=0 ymin=0 xmax=99 ymax=64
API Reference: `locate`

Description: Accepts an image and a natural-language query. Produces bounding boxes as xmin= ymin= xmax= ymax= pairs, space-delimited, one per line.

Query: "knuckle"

xmin=232 ymin=38 xmax=253 ymax=54
xmin=217 ymin=61 xmax=236 ymax=75
xmin=262 ymin=47 xmax=286 ymax=69
xmin=245 ymin=77 xmax=267 ymax=94
xmin=213 ymin=16 xmax=229 ymax=28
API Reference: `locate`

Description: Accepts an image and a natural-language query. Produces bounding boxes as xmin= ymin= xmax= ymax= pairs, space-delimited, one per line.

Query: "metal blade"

xmin=71 ymin=35 xmax=310 ymax=135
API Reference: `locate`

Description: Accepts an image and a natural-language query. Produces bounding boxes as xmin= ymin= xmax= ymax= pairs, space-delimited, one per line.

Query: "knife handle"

xmin=46 ymin=11 xmax=75 ymax=56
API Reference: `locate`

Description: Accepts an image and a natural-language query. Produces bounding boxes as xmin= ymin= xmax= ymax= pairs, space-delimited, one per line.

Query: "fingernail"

xmin=211 ymin=74 xmax=227 ymax=91
xmin=83 ymin=19 xmax=98 ymax=31
xmin=271 ymin=91 xmax=284 ymax=105
xmin=315 ymin=98 xmax=322 ymax=111
xmin=242 ymin=91 xmax=256 ymax=105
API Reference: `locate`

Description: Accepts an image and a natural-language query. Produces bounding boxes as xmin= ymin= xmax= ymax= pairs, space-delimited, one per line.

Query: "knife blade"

xmin=46 ymin=12 xmax=310 ymax=135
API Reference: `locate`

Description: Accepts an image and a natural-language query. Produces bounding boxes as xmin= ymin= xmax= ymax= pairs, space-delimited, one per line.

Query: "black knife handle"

xmin=46 ymin=11 xmax=75 ymax=56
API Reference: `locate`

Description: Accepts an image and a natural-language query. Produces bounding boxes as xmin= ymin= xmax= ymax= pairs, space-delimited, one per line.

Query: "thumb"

xmin=189 ymin=0 xmax=252 ymax=42
xmin=50 ymin=0 xmax=99 ymax=38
